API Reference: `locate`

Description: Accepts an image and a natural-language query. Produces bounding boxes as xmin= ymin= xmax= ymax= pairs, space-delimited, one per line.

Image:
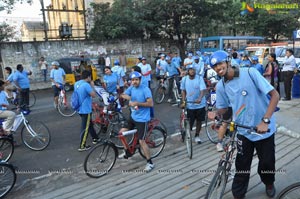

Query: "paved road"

xmin=5 ymin=85 xmax=300 ymax=198
xmin=7 ymin=88 xmax=180 ymax=185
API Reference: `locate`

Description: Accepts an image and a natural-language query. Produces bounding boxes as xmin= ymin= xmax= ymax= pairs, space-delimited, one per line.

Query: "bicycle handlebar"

xmin=214 ymin=116 xmax=270 ymax=136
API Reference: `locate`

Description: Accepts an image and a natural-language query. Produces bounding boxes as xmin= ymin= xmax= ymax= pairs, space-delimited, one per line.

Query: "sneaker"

xmin=167 ymin=99 xmax=172 ymax=103
xmin=78 ymin=145 xmax=91 ymax=152
xmin=194 ymin=136 xmax=202 ymax=144
xmin=216 ymin=143 xmax=224 ymax=152
xmin=123 ymin=149 xmax=133 ymax=159
xmin=265 ymin=184 xmax=276 ymax=197
xmin=92 ymin=138 xmax=101 ymax=145
xmin=144 ymin=163 xmax=154 ymax=172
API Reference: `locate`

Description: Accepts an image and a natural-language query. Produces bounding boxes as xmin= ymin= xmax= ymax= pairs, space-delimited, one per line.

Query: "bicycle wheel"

xmin=179 ymin=112 xmax=185 ymax=142
xmin=84 ymin=142 xmax=117 ymax=178
xmin=139 ymin=126 xmax=166 ymax=159
xmin=108 ymin=113 xmax=134 ymax=149
xmin=0 ymin=137 xmax=14 ymax=162
xmin=0 ymin=162 xmax=16 ymax=198
xmin=184 ymin=119 xmax=193 ymax=159
xmin=57 ymin=93 xmax=76 ymax=117
xmin=28 ymin=92 xmax=36 ymax=108
xmin=154 ymin=86 xmax=166 ymax=104
xmin=205 ymin=165 xmax=228 ymax=199
xmin=21 ymin=121 xmax=51 ymax=151
xmin=205 ymin=105 xmax=218 ymax=144
xmin=277 ymin=182 xmax=300 ymax=199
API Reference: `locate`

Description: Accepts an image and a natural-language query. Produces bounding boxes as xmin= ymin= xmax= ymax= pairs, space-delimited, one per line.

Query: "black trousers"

xmin=232 ymin=134 xmax=275 ymax=198
xmin=283 ymin=71 xmax=294 ymax=100
xmin=20 ymin=88 xmax=30 ymax=110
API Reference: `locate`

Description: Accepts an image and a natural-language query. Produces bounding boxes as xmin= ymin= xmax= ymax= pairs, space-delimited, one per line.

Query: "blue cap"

xmin=130 ymin=71 xmax=142 ymax=79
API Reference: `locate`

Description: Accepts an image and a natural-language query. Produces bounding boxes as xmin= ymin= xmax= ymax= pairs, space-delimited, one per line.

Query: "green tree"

xmin=0 ymin=0 xmax=32 ymax=13
xmin=0 ymin=22 xmax=16 ymax=42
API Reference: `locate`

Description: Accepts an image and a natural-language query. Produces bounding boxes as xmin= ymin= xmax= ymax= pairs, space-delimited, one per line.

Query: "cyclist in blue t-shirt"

xmin=166 ymin=56 xmax=182 ymax=103
xmin=0 ymin=80 xmax=16 ymax=135
xmin=208 ymin=50 xmax=279 ymax=198
xmin=50 ymin=61 xmax=66 ymax=109
xmin=13 ymin=64 xmax=32 ymax=111
xmin=4 ymin=67 xmax=16 ymax=100
xmin=111 ymin=60 xmax=127 ymax=107
xmin=120 ymin=71 xmax=154 ymax=172
xmin=75 ymin=70 xmax=100 ymax=152
xmin=180 ymin=65 xmax=206 ymax=144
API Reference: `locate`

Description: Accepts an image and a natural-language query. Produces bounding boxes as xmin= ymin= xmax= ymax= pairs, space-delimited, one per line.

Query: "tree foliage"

xmin=0 ymin=0 xmax=32 ymax=13
xmin=0 ymin=22 xmax=16 ymax=42
xmin=89 ymin=0 xmax=300 ymax=53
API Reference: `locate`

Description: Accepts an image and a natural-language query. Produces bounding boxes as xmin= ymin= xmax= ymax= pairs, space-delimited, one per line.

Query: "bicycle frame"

xmin=117 ymin=119 xmax=160 ymax=155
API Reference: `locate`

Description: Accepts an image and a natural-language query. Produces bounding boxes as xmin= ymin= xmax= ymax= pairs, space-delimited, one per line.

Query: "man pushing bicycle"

xmin=120 ymin=71 xmax=154 ymax=172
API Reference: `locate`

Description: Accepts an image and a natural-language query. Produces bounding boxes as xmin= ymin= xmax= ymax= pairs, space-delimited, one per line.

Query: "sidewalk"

xmin=6 ymin=98 xmax=300 ymax=199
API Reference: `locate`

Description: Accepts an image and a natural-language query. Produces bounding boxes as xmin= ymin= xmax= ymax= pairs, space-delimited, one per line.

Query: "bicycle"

xmin=1 ymin=110 xmax=51 ymax=151
xmin=0 ymin=136 xmax=14 ymax=162
xmin=205 ymin=118 xmax=266 ymax=199
xmin=91 ymin=91 xmax=131 ymax=148
xmin=154 ymin=76 xmax=168 ymax=104
xmin=167 ymin=75 xmax=182 ymax=104
xmin=178 ymin=101 xmax=193 ymax=159
xmin=204 ymin=82 xmax=218 ymax=144
xmin=83 ymin=118 xmax=167 ymax=178
xmin=8 ymin=90 xmax=36 ymax=108
xmin=57 ymin=87 xmax=77 ymax=117
xmin=276 ymin=182 xmax=300 ymax=199
xmin=0 ymin=161 xmax=16 ymax=198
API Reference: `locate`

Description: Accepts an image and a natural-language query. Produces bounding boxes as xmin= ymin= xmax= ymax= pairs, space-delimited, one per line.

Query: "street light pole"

xmin=40 ymin=0 xmax=48 ymax=41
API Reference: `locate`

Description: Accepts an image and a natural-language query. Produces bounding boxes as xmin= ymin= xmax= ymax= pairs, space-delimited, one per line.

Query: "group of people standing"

xmin=231 ymin=48 xmax=298 ymax=101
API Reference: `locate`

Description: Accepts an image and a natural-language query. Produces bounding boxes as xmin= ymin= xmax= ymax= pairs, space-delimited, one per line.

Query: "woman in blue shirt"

xmin=103 ymin=66 xmax=119 ymax=94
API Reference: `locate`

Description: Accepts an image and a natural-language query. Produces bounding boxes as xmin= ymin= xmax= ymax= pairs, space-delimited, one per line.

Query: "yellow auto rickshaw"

xmin=57 ymin=57 xmax=99 ymax=91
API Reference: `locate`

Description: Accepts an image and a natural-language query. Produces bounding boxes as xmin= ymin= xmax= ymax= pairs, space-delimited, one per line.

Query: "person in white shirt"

xmin=282 ymin=49 xmax=296 ymax=100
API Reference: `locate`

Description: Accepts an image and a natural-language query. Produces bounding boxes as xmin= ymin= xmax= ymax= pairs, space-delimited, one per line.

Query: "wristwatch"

xmin=262 ymin=117 xmax=270 ymax=124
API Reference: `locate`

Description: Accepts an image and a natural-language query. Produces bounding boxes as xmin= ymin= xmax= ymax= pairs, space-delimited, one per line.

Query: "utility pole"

xmin=40 ymin=0 xmax=48 ymax=41
xmin=82 ymin=0 xmax=88 ymax=40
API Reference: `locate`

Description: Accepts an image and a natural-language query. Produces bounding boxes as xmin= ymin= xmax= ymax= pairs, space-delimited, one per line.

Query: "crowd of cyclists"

xmin=1 ymin=45 xmax=296 ymax=197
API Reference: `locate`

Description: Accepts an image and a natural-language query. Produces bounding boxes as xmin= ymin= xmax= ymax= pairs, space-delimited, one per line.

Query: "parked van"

xmin=245 ymin=43 xmax=287 ymax=66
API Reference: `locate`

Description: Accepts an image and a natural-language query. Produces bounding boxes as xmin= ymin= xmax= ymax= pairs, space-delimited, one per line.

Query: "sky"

xmin=0 ymin=0 xmax=51 ymax=20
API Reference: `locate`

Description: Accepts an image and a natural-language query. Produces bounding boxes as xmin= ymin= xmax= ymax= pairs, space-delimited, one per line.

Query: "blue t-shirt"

xmin=253 ymin=63 xmax=264 ymax=75
xmin=180 ymin=75 xmax=206 ymax=109
xmin=50 ymin=68 xmax=66 ymax=85
xmin=0 ymin=91 xmax=9 ymax=110
xmin=13 ymin=70 xmax=30 ymax=89
xmin=111 ymin=65 xmax=125 ymax=87
xmin=166 ymin=62 xmax=179 ymax=77
xmin=192 ymin=61 xmax=205 ymax=77
xmin=231 ymin=58 xmax=241 ymax=67
xmin=74 ymin=80 xmax=93 ymax=114
xmin=172 ymin=56 xmax=182 ymax=67
xmin=103 ymin=73 xmax=118 ymax=93
xmin=7 ymin=73 xmax=14 ymax=83
xmin=216 ymin=68 xmax=276 ymax=141
xmin=125 ymin=85 xmax=152 ymax=122
xmin=156 ymin=59 xmax=168 ymax=76
xmin=240 ymin=60 xmax=251 ymax=67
